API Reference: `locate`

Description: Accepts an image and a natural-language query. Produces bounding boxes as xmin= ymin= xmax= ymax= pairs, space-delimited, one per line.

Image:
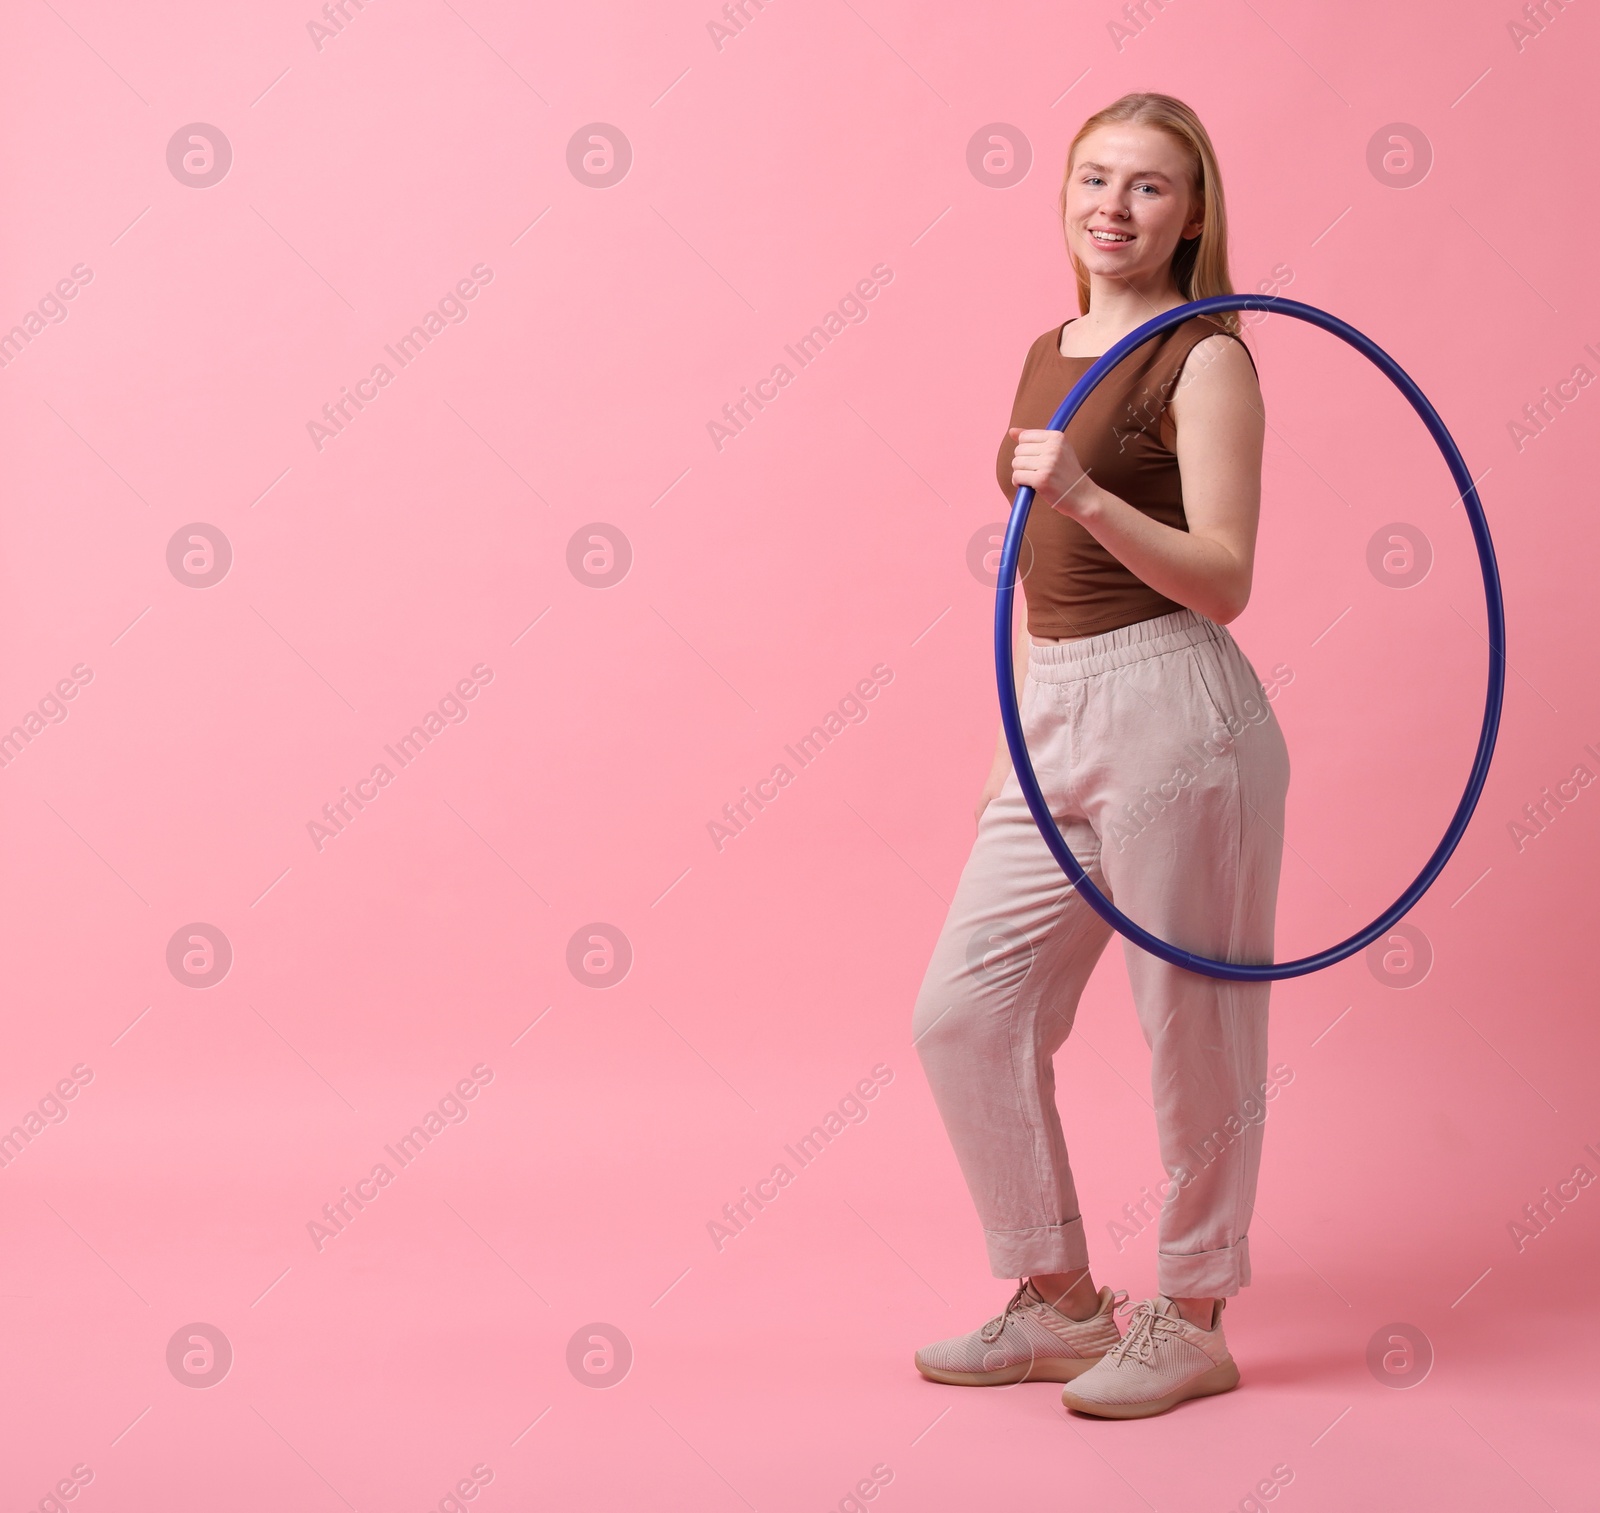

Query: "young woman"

xmin=911 ymin=93 xmax=1289 ymax=1419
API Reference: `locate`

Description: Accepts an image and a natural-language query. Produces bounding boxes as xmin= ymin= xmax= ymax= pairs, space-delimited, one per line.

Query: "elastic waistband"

xmin=1028 ymin=607 xmax=1225 ymax=683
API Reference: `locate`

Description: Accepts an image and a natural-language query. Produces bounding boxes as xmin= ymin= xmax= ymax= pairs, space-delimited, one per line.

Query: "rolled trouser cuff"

xmin=1157 ymin=1235 xmax=1251 ymax=1299
xmin=985 ymin=1215 xmax=1090 ymax=1280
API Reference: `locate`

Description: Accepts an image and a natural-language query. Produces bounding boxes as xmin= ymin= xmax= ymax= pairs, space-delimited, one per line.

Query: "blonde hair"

xmin=1059 ymin=93 xmax=1238 ymax=334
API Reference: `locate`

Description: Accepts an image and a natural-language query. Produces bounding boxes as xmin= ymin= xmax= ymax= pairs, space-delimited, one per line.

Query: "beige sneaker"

xmin=1061 ymin=1295 xmax=1239 ymax=1418
xmin=916 ymin=1281 xmax=1126 ymax=1386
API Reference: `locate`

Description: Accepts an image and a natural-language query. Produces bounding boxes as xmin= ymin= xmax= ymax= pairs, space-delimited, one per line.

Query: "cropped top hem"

xmin=1025 ymin=597 xmax=1188 ymax=642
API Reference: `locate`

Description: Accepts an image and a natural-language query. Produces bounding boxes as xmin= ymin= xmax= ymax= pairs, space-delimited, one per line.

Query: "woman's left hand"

xmin=1007 ymin=428 xmax=1100 ymax=520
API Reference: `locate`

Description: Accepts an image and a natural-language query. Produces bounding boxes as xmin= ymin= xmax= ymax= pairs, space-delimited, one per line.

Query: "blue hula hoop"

xmin=996 ymin=294 xmax=1505 ymax=982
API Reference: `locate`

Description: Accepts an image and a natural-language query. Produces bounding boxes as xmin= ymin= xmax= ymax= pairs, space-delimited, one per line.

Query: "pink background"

xmin=2 ymin=0 xmax=1596 ymax=1508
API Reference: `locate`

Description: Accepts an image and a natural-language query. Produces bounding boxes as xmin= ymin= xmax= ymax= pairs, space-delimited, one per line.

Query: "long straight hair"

xmin=1059 ymin=93 xmax=1238 ymax=334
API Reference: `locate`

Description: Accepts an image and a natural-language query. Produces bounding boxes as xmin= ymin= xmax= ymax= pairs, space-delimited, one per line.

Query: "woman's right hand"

xmin=973 ymin=782 xmax=1002 ymax=829
xmin=976 ymin=623 xmax=1029 ymax=827
xmin=974 ymin=745 xmax=1011 ymax=829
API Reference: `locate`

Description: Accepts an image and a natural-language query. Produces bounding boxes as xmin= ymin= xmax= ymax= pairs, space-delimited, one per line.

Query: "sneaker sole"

xmin=1061 ymin=1358 xmax=1240 ymax=1418
xmin=916 ymin=1353 xmax=1107 ymax=1387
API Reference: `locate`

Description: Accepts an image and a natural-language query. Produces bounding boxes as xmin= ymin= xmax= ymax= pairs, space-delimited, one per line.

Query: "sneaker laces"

xmin=979 ymin=1281 xmax=1033 ymax=1344
xmin=1105 ymin=1298 xmax=1183 ymax=1367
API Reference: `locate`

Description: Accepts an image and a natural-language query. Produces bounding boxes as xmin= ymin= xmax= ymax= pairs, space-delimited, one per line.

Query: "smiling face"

xmin=1064 ymin=123 xmax=1204 ymax=289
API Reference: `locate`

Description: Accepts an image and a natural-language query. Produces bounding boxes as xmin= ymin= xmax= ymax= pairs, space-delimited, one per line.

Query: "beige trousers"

xmin=912 ymin=608 xmax=1290 ymax=1298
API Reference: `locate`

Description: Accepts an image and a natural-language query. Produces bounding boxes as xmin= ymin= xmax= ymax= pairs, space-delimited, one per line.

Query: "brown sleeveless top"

xmin=996 ymin=314 xmax=1257 ymax=639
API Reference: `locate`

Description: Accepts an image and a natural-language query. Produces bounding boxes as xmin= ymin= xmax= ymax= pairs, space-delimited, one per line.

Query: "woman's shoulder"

xmin=1006 ymin=324 xmax=1067 ymax=392
xmin=1173 ymin=312 xmax=1235 ymax=344
xmin=1024 ymin=322 xmax=1067 ymax=360
xmin=1170 ymin=314 xmax=1258 ymax=379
